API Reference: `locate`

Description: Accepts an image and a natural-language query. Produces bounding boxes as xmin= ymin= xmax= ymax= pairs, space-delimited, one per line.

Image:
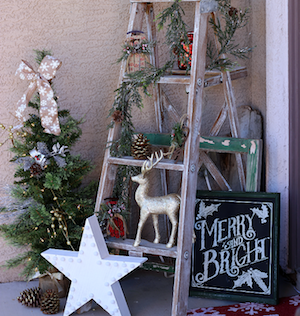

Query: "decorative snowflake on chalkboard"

xmin=227 ymin=302 xmax=275 ymax=315
xmin=196 ymin=200 xmax=221 ymax=220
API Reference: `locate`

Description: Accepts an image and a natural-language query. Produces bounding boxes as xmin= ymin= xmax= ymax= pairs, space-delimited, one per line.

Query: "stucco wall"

xmin=0 ymin=0 xmax=267 ymax=281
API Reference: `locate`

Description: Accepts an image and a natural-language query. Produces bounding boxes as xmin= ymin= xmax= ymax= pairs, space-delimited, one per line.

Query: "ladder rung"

xmin=107 ymin=156 xmax=184 ymax=171
xmin=158 ymin=67 xmax=247 ymax=87
xmin=106 ymin=237 xmax=178 ymax=258
xmin=158 ymin=75 xmax=190 ymax=85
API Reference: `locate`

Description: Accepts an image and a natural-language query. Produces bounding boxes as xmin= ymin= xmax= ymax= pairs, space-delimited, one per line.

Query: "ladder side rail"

xmin=172 ymin=5 xmax=210 ymax=315
xmin=118 ymin=3 xmax=147 ymax=84
xmin=145 ymin=3 xmax=169 ymax=238
xmin=95 ymin=124 xmax=121 ymax=214
xmin=95 ymin=3 xmax=147 ymax=214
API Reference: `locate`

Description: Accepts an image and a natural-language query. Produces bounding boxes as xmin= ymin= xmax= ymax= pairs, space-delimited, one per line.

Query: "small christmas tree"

xmin=0 ymin=50 xmax=96 ymax=279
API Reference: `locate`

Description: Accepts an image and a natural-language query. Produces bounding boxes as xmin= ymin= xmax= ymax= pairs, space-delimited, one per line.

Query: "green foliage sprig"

xmin=207 ymin=0 xmax=253 ymax=70
xmin=156 ymin=0 xmax=190 ymax=69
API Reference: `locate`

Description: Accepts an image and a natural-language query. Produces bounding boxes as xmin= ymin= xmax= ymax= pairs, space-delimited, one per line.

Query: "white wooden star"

xmin=41 ymin=215 xmax=147 ymax=316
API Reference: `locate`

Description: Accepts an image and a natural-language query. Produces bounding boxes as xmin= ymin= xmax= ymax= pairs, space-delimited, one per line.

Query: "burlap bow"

xmin=15 ymin=55 xmax=62 ymax=136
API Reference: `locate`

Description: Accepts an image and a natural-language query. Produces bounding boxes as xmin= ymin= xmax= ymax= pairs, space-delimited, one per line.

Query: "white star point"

xmin=42 ymin=215 xmax=146 ymax=316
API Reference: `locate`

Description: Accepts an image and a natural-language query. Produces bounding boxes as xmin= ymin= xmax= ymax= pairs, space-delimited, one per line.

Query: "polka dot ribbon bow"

xmin=15 ymin=55 xmax=62 ymax=136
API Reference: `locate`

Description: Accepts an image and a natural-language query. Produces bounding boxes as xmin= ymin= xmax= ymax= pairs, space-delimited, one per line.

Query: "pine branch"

xmin=156 ymin=0 xmax=190 ymax=68
xmin=207 ymin=0 xmax=253 ymax=70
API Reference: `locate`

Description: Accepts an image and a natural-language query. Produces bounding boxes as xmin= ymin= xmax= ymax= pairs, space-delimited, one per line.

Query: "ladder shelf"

xmin=106 ymin=237 xmax=177 ymax=258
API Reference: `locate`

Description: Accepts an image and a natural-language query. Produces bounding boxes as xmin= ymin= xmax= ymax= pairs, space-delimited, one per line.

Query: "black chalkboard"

xmin=190 ymin=191 xmax=280 ymax=304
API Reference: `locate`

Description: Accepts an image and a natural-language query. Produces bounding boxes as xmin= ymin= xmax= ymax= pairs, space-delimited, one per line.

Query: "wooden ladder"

xmin=94 ymin=1 xmax=240 ymax=315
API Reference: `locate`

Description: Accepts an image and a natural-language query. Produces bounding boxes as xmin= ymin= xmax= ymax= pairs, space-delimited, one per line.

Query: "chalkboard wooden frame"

xmin=190 ymin=191 xmax=280 ymax=304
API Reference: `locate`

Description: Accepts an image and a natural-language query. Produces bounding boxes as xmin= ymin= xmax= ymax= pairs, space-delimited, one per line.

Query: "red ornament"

xmin=107 ymin=214 xmax=126 ymax=239
xmin=178 ymin=32 xmax=193 ymax=70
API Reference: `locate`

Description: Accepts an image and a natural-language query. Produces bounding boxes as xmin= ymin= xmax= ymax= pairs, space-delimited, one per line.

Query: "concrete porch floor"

xmin=0 ymin=269 xmax=297 ymax=316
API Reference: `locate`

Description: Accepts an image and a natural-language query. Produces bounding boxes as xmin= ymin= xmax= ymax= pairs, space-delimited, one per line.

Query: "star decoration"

xmin=42 ymin=215 xmax=147 ymax=316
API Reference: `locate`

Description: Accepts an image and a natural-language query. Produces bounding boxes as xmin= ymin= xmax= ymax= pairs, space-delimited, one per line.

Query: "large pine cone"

xmin=40 ymin=289 xmax=60 ymax=314
xmin=30 ymin=162 xmax=43 ymax=177
xmin=17 ymin=287 xmax=41 ymax=307
xmin=131 ymin=133 xmax=151 ymax=159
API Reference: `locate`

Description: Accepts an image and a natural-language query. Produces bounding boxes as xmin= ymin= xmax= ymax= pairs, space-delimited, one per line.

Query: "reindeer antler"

xmin=141 ymin=150 xmax=164 ymax=176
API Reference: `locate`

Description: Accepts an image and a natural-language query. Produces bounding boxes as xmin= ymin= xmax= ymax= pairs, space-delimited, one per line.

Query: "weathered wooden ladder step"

xmin=158 ymin=66 xmax=247 ymax=86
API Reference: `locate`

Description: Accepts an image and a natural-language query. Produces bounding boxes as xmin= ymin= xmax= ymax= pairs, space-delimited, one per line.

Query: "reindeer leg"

xmin=134 ymin=210 xmax=149 ymax=247
xmin=166 ymin=211 xmax=179 ymax=248
xmin=152 ymin=214 xmax=161 ymax=244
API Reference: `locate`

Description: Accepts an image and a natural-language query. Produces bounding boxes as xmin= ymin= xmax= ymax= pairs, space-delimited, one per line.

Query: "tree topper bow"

xmin=15 ymin=55 xmax=62 ymax=136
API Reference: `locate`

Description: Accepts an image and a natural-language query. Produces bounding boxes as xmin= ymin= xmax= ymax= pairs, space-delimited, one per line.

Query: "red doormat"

xmin=187 ymin=295 xmax=300 ymax=315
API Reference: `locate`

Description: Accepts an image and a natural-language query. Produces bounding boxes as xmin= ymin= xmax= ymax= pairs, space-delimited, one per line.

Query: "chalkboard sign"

xmin=190 ymin=191 xmax=280 ymax=304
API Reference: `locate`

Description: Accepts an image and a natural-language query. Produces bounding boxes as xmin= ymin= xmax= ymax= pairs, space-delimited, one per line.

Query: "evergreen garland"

xmin=0 ymin=50 xmax=96 ymax=279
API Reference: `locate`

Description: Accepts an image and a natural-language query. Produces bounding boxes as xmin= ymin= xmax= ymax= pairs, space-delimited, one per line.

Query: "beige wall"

xmin=0 ymin=0 xmax=266 ymax=281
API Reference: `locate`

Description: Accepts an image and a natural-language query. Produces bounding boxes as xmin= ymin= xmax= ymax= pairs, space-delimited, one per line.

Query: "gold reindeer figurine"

xmin=132 ymin=150 xmax=181 ymax=248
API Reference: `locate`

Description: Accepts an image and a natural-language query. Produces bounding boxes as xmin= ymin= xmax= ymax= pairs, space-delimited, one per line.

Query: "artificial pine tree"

xmin=0 ymin=50 xmax=96 ymax=279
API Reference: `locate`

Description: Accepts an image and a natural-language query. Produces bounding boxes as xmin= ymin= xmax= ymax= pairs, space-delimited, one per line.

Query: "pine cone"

xmin=17 ymin=287 xmax=41 ymax=307
xmin=40 ymin=289 xmax=60 ymax=314
xmin=228 ymin=6 xmax=237 ymax=17
xmin=30 ymin=162 xmax=43 ymax=177
xmin=131 ymin=133 xmax=151 ymax=159
xmin=112 ymin=110 xmax=124 ymax=123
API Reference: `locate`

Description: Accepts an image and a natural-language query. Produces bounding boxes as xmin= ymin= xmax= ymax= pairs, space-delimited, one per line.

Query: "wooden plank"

xmin=107 ymin=156 xmax=185 ymax=171
xmin=172 ymin=7 xmax=209 ymax=316
xmin=199 ymin=151 xmax=232 ymax=191
xmin=143 ymin=132 xmax=171 ymax=146
xmin=158 ymin=67 xmax=247 ymax=87
xmin=106 ymin=237 xmax=177 ymax=258
xmin=199 ymin=136 xmax=250 ymax=153
xmin=245 ymin=139 xmax=262 ymax=192
xmin=158 ymin=75 xmax=191 ymax=85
